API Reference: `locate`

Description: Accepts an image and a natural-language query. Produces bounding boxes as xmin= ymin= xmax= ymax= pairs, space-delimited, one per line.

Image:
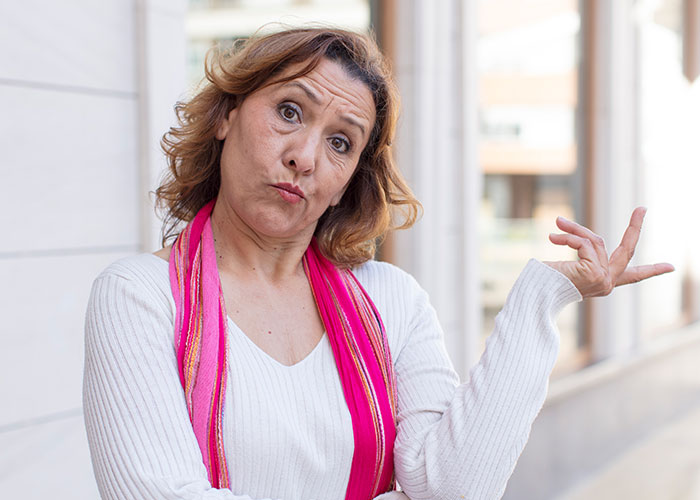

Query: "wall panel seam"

xmin=0 ymin=245 xmax=140 ymax=260
xmin=0 ymin=408 xmax=83 ymax=434
xmin=0 ymin=78 xmax=137 ymax=99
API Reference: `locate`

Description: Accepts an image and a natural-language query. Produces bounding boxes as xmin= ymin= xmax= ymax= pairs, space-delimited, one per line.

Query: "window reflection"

xmin=477 ymin=0 xmax=583 ymax=373
xmin=186 ymin=0 xmax=371 ymax=89
xmin=637 ymin=0 xmax=700 ymax=337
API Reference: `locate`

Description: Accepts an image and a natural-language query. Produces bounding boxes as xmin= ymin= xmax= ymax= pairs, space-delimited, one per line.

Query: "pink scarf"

xmin=169 ymin=200 xmax=397 ymax=498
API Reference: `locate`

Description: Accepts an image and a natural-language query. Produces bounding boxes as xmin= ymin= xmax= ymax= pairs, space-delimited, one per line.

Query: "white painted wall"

xmin=0 ymin=1 xmax=185 ymax=498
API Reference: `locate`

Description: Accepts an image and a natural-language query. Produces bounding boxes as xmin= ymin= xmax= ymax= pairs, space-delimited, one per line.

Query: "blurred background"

xmin=1 ymin=0 xmax=699 ymax=498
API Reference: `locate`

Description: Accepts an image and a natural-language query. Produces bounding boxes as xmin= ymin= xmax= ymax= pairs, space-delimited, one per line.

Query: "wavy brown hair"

xmin=156 ymin=26 xmax=421 ymax=267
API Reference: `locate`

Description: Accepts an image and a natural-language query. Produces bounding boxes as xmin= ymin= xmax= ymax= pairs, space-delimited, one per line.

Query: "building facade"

xmin=1 ymin=1 xmax=698 ymax=498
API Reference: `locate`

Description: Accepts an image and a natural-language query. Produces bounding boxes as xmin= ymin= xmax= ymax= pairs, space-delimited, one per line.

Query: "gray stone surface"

xmin=558 ymin=404 xmax=700 ymax=500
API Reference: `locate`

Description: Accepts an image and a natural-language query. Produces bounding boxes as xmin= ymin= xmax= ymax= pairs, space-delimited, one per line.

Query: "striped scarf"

xmin=169 ymin=200 xmax=397 ymax=498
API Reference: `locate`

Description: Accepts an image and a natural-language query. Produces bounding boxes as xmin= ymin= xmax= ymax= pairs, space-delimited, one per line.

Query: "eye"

xmin=329 ymin=136 xmax=351 ymax=153
xmin=278 ymin=103 xmax=301 ymax=123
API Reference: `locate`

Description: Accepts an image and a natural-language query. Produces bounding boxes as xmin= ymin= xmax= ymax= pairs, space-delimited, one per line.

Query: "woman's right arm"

xmin=83 ymin=270 xmax=277 ymax=500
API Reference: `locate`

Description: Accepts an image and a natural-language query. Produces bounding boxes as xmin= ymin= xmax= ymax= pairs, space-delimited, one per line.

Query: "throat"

xmin=210 ymin=199 xmax=313 ymax=280
xmin=221 ymin=273 xmax=325 ymax=367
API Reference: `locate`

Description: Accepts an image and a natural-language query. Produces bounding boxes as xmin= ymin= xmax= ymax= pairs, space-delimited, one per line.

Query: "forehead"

xmin=268 ymin=58 xmax=376 ymax=123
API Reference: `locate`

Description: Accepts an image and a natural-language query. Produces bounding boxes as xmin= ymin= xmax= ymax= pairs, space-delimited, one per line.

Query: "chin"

xmin=242 ymin=206 xmax=319 ymax=241
xmin=253 ymin=219 xmax=308 ymax=240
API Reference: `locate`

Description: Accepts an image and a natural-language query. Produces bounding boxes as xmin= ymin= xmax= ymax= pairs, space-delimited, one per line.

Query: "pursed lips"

xmin=272 ymin=183 xmax=305 ymax=203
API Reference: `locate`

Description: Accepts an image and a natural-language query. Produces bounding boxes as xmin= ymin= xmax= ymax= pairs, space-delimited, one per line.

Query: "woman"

xmin=83 ymin=28 xmax=672 ymax=500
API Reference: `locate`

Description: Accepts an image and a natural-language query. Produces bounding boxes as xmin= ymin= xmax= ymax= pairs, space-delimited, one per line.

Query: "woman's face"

xmin=215 ymin=57 xmax=376 ymax=242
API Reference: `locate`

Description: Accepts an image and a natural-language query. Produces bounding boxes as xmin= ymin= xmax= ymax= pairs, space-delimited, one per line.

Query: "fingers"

xmin=548 ymin=207 xmax=674 ymax=296
xmin=609 ymin=207 xmax=646 ymax=277
xmin=616 ymin=262 xmax=675 ymax=286
xmin=555 ymin=216 xmax=609 ymax=268
xmin=548 ymin=232 xmax=600 ymax=264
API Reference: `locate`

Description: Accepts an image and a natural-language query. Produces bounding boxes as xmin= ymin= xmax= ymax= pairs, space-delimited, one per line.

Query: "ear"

xmin=215 ymin=108 xmax=237 ymax=140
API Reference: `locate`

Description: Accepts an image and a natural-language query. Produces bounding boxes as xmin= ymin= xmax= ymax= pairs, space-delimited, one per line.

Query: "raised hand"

xmin=543 ymin=207 xmax=674 ymax=299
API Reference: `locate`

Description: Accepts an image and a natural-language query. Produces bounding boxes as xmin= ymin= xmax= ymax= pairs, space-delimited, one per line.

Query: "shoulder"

xmin=351 ymin=259 xmax=426 ymax=305
xmin=88 ymin=253 xmax=173 ymax=323
xmin=351 ymin=258 xmax=420 ymax=290
xmin=350 ymin=259 xmax=432 ymax=354
xmin=84 ymin=254 xmax=178 ymax=381
xmin=95 ymin=253 xmax=170 ymax=288
xmin=97 ymin=252 xmax=169 ymax=280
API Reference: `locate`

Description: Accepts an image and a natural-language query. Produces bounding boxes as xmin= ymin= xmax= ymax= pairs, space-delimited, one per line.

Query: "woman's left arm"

xmin=391 ymin=207 xmax=672 ymax=500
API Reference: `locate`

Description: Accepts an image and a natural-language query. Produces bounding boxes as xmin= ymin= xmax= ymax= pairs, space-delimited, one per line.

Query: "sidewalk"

xmin=557 ymin=405 xmax=700 ymax=500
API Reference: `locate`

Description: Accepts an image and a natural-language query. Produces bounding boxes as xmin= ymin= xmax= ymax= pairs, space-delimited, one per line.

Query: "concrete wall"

xmin=0 ymin=1 xmax=185 ymax=497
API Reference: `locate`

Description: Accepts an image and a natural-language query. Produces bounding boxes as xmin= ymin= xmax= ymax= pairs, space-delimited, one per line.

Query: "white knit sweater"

xmin=83 ymin=254 xmax=581 ymax=500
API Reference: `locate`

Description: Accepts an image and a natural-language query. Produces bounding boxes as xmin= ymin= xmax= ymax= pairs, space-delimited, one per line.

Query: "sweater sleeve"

xmin=83 ymin=269 xmax=280 ymax=500
xmin=392 ymin=259 xmax=582 ymax=500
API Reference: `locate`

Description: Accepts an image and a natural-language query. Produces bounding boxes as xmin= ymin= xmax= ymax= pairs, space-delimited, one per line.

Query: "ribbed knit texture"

xmin=83 ymin=254 xmax=581 ymax=500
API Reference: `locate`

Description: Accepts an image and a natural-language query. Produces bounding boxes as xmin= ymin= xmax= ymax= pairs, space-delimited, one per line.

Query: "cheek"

xmin=324 ymin=168 xmax=356 ymax=204
xmin=248 ymin=119 xmax=283 ymax=158
xmin=229 ymin=123 xmax=275 ymax=168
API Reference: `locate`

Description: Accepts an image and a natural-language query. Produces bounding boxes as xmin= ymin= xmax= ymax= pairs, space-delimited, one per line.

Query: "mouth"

xmin=272 ymin=183 xmax=305 ymax=203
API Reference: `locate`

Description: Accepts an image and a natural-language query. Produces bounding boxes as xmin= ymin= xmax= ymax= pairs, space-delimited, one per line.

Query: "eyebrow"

xmin=281 ymin=81 xmax=368 ymax=137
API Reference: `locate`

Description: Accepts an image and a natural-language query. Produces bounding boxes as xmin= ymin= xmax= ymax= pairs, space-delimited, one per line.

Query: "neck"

xmin=210 ymin=198 xmax=313 ymax=283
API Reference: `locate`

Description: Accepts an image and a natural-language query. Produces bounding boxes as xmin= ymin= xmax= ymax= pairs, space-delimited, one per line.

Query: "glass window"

xmin=477 ymin=0 xmax=584 ymax=375
xmin=186 ymin=0 xmax=371 ymax=89
xmin=636 ymin=0 xmax=700 ymax=338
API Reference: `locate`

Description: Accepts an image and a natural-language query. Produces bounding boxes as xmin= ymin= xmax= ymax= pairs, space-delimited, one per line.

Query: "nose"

xmin=283 ymin=130 xmax=319 ymax=175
